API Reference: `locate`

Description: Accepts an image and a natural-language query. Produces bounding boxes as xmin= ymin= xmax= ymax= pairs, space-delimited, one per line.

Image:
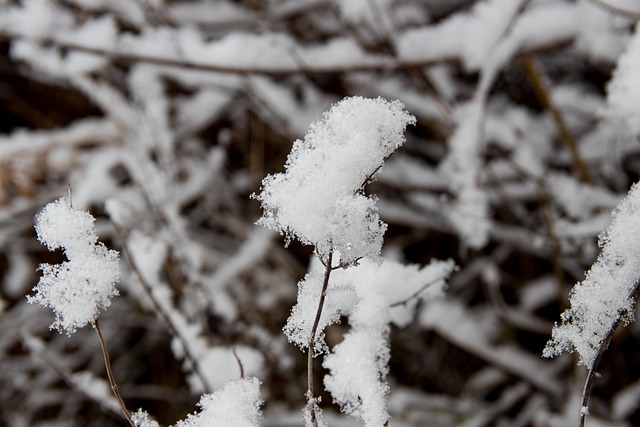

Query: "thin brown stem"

xmin=389 ymin=275 xmax=449 ymax=308
xmin=306 ymin=251 xmax=334 ymax=427
xmin=93 ymin=319 xmax=135 ymax=427
xmin=579 ymin=281 xmax=640 ymax=427
xmin=232 ymin=346 xmax=245 ymax=379
xmin=521 ymin=54 xmax=592 ymax=184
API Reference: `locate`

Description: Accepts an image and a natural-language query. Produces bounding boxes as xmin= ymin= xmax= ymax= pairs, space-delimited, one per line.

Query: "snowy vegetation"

xmin=2 ymin=0 xmax=640 ymax=426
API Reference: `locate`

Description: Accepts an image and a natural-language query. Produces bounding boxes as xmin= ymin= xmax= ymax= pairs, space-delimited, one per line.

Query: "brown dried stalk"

xmin=93 ymin=319 xmax=136 ymax=427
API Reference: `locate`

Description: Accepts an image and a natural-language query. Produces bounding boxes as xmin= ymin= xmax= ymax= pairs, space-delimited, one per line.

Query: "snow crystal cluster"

xmin=28 ymin=197 xmax=119 ymax=334
xmin=323 ymin=259 xmax=455 ymax=427
xmin=132 ymin=378 xmax=261 ymax=427
xmin=254 ymin=96 xmax=415 ymax=265
xmin=544 ymin=182 xmax=640 ymax=367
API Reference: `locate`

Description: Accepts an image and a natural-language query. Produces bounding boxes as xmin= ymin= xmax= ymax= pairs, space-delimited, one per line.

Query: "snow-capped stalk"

xmin=28 ymin=187 xmax=134 ymax=425
xmin=578 ymin=281 xmax=640 ymax=427
xmin=306 ymin=251 xmax=333 ymax=427
xmin=254 ymin=96 xmax=416 ymax=425
xmin=544 ymin=181 xmax=640 ymax=426
xmin=93 ymin=319 xmax=135 ymax=427
xmin=68 ymin=187 xmax=134 ymax=427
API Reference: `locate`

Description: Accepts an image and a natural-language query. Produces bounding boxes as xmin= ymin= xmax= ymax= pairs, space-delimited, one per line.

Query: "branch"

xmin=589 ymin=0 xmax=640 ymax=18
xmin=389 ymin=275 xmax=449 ymax=308
xmin=306 ymin=250 xmax=334 ymax=427
xmin=0 ymin=30 xmax=575 ymax=77
xmin=93 ymin=319 xmax=136 ymax=427
xmin=111 ymin=221 xmax=214 ymax=393
xmin=521 ymin=54 xmax=592 ymax=184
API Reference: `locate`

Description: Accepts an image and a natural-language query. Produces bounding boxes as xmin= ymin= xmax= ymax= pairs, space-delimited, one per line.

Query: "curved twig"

xmin=93 ymin=319 xmax=136 ymax=427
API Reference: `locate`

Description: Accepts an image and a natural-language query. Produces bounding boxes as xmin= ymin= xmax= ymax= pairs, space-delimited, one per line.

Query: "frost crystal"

xmin=544 ymin=182 xmax=640 ymax=367
xmin=28 ymin=198 xmax=120 ymax=334
xmin=254 ymin=96 xmax=415 ymax=264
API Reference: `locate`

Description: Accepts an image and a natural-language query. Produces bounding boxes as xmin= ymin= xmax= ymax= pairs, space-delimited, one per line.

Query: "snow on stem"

xmin=255 ymin=96 xmax=415 ymax=426
xmin=544 ymin=181 xmax=640 ymax=425
xmin=28 ymin=191 xmax=134 ymax=425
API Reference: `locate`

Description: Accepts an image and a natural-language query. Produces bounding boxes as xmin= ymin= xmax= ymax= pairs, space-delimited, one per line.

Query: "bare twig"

xmin=93 ymin=319 xmax=135 ymax=427
xmin=521 ymin=54 xmax=592 ymax=184
xmin=306 ymin=250 xmax=334 ymax=427
xmin=232 ymin=346 xmax=245 ymax=379
xmin=389 ymin=275 xmax=449 ymax=308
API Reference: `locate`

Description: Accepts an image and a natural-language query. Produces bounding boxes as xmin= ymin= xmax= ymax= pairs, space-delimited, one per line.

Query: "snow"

xmin=544 ymin=181 xmax=640 ymax=367
xmin=321 ymin=258 xmax=454 ymax=425
xmin=421 ymin=299 xmax=562 ymax=396
xmin=323 ymin=330 xmax=390 ymax=427
xmin=71 ymin=371 xmax=120 ymax=415
xmin=284 ymin=271 xmax=357 ymax=355
xmin=254 ymin=96 xmax=415 ymax=264
xmin=606 ymin=22 xmax=640 ymax=136
xmin=548 ymin=173 xmax=620 ymax=221
xmin=174 ymin=378 xmax=262 ymax=427
xmin=168 ymin=1 xmax=255 ymax=26
xmin=123 ymin=230 xmax=265 ymax=393
xmin=133 ymin=378 xmax=262 ymax=427
xmin=440 ymin=102 xmax=491 ymax=249
xmin=300 ymin=37 xmax=390 ymax=71
xmin=575 ymin=0 xmax=631 ymax=63
xmin=397 ymin=0 xmax=525 ymax=70
xmin=332 ymin=0 xmax=393 ymax=26
xmin=27 ymin=198 xmax=120 ymax=334
xmin=132 ymin=409 xmax=160 ymax=427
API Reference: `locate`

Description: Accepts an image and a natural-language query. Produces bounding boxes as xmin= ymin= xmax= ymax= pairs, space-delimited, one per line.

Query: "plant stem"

xmin=578 ymin=281 xmax=640 ymax=427
xmin=521 ymin=54 xmax=592 ymax=184
xmin=93 ymin=319 xmax=136 ymax=427
xmin=306 ymin=251 xmax=334 ymax=427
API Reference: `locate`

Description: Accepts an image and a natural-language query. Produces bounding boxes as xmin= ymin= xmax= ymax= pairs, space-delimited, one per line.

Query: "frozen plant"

xmin=256 ymin=96 xmax=453 ymax=426
xmin=28 ymin=196 xmax=120 ymax=334
xmin=255 ymin=96 xmax=416 ymax=265
xmin=544 ymin=181 xmax=640 ymax=427
xmin=27 ymin=194 xmax=136 ymax=425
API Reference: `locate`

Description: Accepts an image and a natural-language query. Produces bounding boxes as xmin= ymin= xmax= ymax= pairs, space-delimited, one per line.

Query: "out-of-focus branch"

xmin=0 ymin=30 xmax=574 ymax=77
xmin=112 ymin=221 xmax=214 ymax=393
xmin=589 ymin=0 xmax=640 ymax=18
xmin=521 ymin=54 xmax=593 ymax=184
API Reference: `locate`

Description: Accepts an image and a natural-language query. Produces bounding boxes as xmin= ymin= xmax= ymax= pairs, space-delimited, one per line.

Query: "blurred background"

xmin=1 ymin=0 xmax=640 ymax=425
